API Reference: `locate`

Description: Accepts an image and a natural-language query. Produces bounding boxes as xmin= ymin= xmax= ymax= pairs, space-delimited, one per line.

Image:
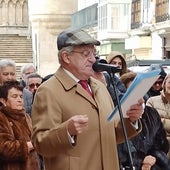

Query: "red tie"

xmin=79 ymin=80 xmax=92 ymax=96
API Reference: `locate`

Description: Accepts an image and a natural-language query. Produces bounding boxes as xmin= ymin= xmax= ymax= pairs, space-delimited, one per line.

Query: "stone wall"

xmin=0 ymin=0 xmax=28 ymax=26
xmin=0 ymin=0 xmax=32 ymax=80
xmin=0 ymin=0 xmax=78 ymax=78
xmin=28 ymin=0 xmax=78 ymax=77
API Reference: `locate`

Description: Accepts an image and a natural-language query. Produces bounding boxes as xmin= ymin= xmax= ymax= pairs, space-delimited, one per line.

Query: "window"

xmin=98 ymin=4 xmax=107 ymax=30
xmin=110 ymin=4 xmax=130 ymax=31
xmin=131 ymin=0 xmax=141 ymax=29
xmin=155 ymin=0 xmax=169 ymax=22
xmin=98 ymin=3 xmax=130 ymax=32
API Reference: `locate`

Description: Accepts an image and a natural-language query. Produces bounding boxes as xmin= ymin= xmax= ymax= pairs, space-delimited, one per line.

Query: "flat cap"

xmin=57 ymin=28 xmax=100 ymax=50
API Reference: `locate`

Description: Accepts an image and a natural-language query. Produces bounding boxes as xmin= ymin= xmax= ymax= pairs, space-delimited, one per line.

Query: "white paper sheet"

xmin=107 ymin=70 xmax=160 ymax=121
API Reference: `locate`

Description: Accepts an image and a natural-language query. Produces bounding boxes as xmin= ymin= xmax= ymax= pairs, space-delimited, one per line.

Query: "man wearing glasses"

xmin=20 ymin=64 xmax=36 ymax=87
xmin=31 ymin=28 xmax=144 ymax=170
xmin=26 ymin=73 xmax=42 ymax=95
xmin=144 ymin=64 xmax=167 ymax=102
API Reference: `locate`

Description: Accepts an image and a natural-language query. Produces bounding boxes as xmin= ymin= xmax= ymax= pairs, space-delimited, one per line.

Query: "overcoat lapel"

xmin=55 ymin=67 xmax=97 ymax=107
xmin=76 ymin=84 xmax=97 ymax=107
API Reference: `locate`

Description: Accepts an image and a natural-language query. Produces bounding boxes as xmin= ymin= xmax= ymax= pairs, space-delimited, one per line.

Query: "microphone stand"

xmin=108 ymin=72 xmax=135 ymax=170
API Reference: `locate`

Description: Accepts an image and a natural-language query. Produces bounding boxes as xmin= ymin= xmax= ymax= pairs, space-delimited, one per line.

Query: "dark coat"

xmin=23 ymin=88 xmax=33 ymax=115
xmin=144 ymin=88 xmax=161 ymax=102
xmin=0 ymin=106 xmax=40 ymax=170
xmin=118 ymin=106 xmax=170 ymax=170
xmin=103 ymin=72 xmax=126 ymax=105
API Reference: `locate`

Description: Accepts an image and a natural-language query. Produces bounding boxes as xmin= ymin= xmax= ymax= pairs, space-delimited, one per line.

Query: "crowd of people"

xmin=0 ymin=28 xmax=169 ymax=170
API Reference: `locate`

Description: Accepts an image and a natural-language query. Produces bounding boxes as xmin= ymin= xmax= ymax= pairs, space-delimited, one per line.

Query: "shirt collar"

xmin=63 ymin=68 xmax=79 ymax=83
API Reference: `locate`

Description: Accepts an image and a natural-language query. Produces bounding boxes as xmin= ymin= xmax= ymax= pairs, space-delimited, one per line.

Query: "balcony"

xmin=156 ymin=13 xmax=170 ymax=23
xmin=71 ymin=3 xmax=98 ymax=29
xmin=131 ymin=22 xmax=141 ymax=29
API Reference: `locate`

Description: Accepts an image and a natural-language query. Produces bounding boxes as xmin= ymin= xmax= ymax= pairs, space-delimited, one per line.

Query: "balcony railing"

xmin=131 ymin=22 xmax=141 ymax=29
xmin=156 ymin=13 xmax=170 ymax=23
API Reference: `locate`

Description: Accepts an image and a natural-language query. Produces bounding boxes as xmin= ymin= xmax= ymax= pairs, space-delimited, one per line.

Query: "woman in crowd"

xmin=106 ymin=51 xmax=130 ymax=77
xmin=0 ymin=80 xmax=40 ymax=170
xmin=92 ymin=56 xmax=126 ymax=105
xmin=146 ymin=73 xmax=170 ymax=158
xmin=118 ymin=72 xmax=170 ymax=170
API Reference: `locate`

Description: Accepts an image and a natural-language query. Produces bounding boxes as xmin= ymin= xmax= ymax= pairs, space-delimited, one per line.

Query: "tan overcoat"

xmin=31 ymin=67 xmax=140 ymax=170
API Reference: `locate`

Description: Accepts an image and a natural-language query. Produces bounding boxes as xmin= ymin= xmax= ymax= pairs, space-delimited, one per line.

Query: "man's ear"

xmin=61 ymin=51 xmax=71 ymax=64
xmin=0 ymin=98 xmax=6 ymax=106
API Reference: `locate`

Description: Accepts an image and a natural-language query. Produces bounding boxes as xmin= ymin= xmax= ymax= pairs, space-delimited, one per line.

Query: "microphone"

xmin=92 ymin=58 xmax=121 ymax=73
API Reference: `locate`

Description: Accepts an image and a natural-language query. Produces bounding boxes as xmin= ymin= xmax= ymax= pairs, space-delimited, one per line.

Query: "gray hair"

xmin=27 ymin=73 xmax=42 ymax=79
xmin=21 ymin=64 xmax=36 ymax=74
xmin=58 ymin=46 xmax=74 ymax=64
xmin=25 ymin=73 xmax=43 ymax=86
xmin=0 ymin=59 xmax=16 ymax=69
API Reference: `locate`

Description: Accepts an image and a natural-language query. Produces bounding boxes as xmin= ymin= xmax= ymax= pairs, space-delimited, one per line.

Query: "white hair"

xmin=0 ymin=59 xmax=16 ymax=69
xmin=21 ymin=64 xmax=36 ymax=74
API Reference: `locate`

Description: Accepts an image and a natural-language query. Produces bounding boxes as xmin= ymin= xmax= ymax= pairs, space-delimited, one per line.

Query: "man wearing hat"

xmin=31 ymin=28 xmax=144 ymax=170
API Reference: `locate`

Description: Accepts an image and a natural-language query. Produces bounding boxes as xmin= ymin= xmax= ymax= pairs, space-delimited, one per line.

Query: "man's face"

xmin=27 ymin=77 xmax=42 ymax=94
xmin=22 ymin=66 xmax=35 ymax=82
xmin=152 ymin=77 xmax=164 ymax=91
xmin=63 ymin=45 xmax=97 ymax=80
xmin=0 ymin=66 xmax=16 ymax=84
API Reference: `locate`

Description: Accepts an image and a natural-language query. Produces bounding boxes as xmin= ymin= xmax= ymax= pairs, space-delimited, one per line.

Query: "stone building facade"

xmin=0 ymin=0 xmax=78 ymax=78
xmin=0 ymin=0 xmax=32 ymax=80
xmin=28 ymin=0 xmax=78 ymax=77
xmin=0 ymin=0 xmax=28 ymax=26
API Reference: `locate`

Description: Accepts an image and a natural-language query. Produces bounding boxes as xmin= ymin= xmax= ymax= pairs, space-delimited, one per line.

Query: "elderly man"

xmin=25 ymin=73 xmax=43 ymax=94
xmin=20 ymin=64 xmax=36 ymax=87
xmin=31 ymin=28 xmax=143 ymax=170
xmin=0 ymin=59 xmax=33 ymax=115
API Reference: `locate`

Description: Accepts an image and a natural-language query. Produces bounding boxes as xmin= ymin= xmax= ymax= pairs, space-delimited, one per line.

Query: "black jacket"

xmin=118 ymin=106 xmax=170 ymax=170
xmin=103 ymin=72 xmax=126 ymax=105
xmin=144 ymin=88 xmax=161 ymax=102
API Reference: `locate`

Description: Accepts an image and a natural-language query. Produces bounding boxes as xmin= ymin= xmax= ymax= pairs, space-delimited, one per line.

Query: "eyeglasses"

xmin=71 ymin=50 xmax=98 ymax=58
xmin=154 ymin=81 xmax=163 ymax=85
xmin=29 ymin=83 xmax=41 ymax=89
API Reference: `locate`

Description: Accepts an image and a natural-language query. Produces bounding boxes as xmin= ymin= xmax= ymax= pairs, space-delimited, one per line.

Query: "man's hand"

xmin=126 ymin=98 xmax=144 ymax=123
xmin=67 ymin=115 xmax=88 ymax=136
xmin=27 ymin=141 xmax=34 ymax=152
xmin=142 ymin=155 xmax=156 ymax=170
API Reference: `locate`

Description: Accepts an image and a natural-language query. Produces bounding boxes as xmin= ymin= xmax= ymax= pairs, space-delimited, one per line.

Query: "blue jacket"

xmin=23 ymin=88 xmax=33 ymax=115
